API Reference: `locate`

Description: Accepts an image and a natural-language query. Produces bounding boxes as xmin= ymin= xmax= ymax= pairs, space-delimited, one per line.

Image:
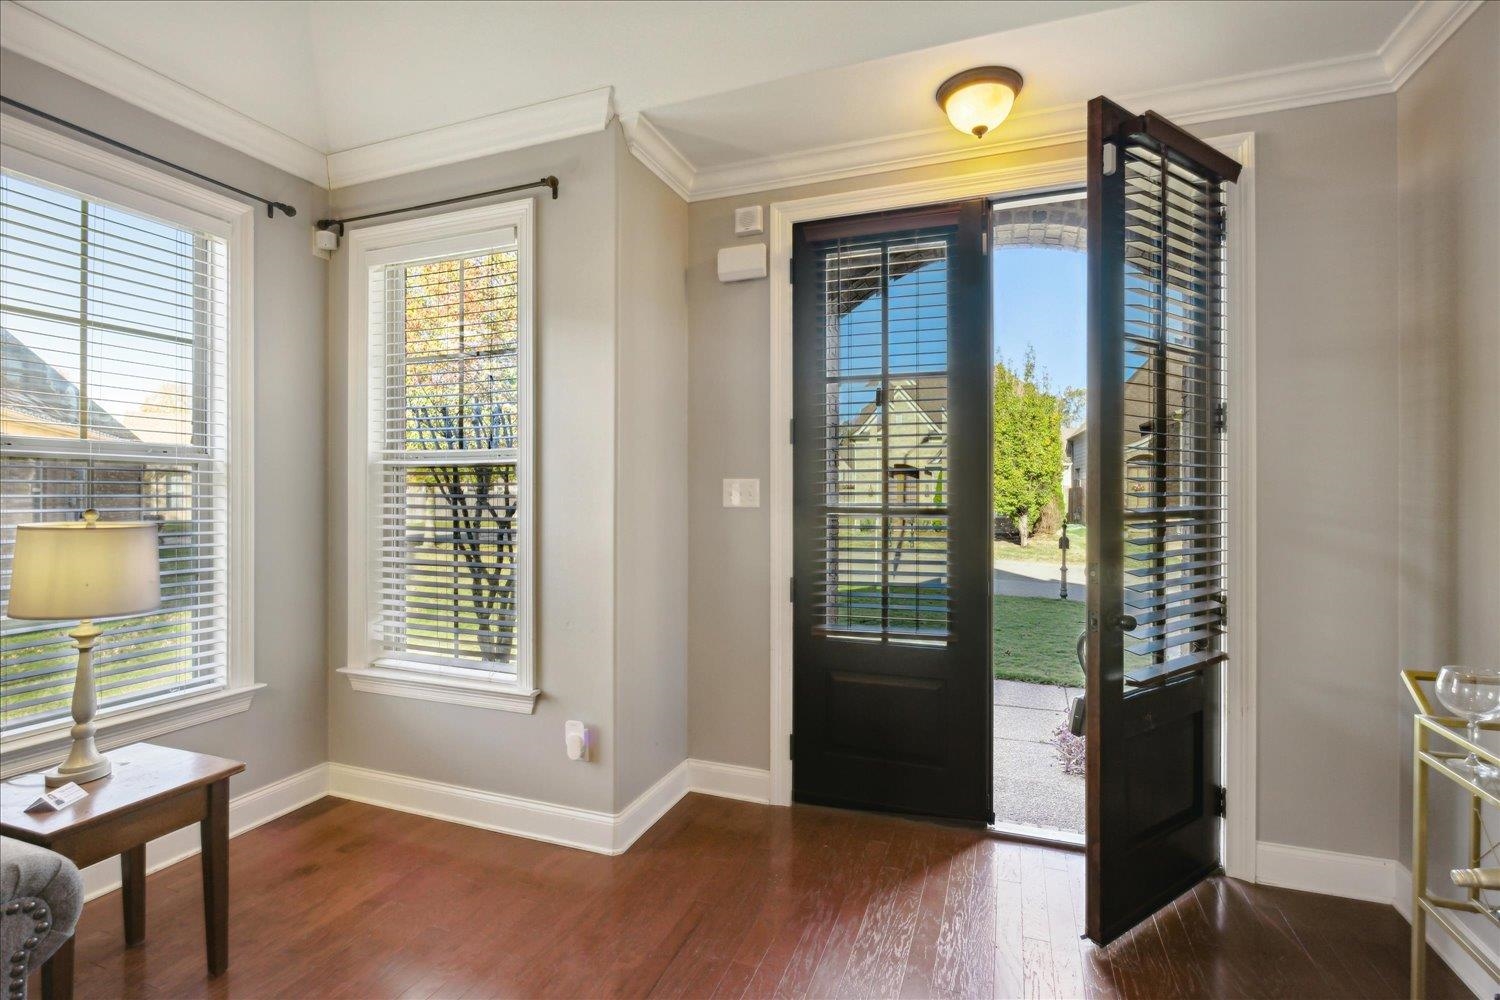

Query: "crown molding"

xmin=1380 ymin=0 xmax=1484 ymax=89
xmin=326 ymin=87 xmax=615 ymax=189
xmin=3 ymin=0 xmax=1480 ymax=200
xmin=636 ymin=0 xmax=1483 ymax=203
xmin=0 ymin=0 xmax=328 ymax=186
xmin=620 ymin=112 xmax=693 ymax=200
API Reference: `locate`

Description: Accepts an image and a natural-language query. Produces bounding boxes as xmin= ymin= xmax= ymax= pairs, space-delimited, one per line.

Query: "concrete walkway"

xmin=993 ymin=678 xmax=1083 ymax=835
xmin=994 ymin=559 xmax=1086 ymax=602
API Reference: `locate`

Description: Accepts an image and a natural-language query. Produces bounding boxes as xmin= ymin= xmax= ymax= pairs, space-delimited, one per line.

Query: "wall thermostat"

xmin=717 ymin=243 xmax=767 ymax=282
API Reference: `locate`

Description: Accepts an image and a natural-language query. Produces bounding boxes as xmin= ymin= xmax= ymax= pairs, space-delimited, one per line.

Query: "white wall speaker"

xmin=734 ymin=205 xmax=765 ymax=236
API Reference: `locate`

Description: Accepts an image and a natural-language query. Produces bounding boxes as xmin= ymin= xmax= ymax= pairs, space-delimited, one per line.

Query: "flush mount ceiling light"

xmin=936 ymin=66 xmax=1024 ymax=139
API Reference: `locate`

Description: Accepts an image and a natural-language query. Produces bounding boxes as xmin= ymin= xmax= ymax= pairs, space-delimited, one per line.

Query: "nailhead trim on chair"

xmin=4 ymin=899 xmax=53 ymax=1000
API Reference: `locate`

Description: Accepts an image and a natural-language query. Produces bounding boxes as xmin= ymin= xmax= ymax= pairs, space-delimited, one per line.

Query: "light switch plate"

xmin=722 ymin=478 xmax=761 ymax=508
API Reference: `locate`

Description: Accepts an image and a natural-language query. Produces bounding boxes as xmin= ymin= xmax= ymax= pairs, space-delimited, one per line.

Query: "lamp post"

xmin=7 ymin=508 xmax=161 ymax=786
xmin=1059 ymin=521 xmax=1070 ymax=600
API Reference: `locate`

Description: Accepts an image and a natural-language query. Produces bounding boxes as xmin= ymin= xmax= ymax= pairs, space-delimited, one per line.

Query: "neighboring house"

xmin=1063 ymin=424 xmax=1086 ymax=523
xmin=833 ymin=375 xmax=946 ymax=506
xmin=0 ymin=327 xmax=154 ymax=529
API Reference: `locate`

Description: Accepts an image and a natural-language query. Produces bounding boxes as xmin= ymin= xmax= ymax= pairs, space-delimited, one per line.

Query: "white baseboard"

xmin=74 ymin=756 xmax=771 ymax=901
xmin=1393 ymin=864 xmax=1500 ymax=1000
xmin=1255 ymin=841 xmax=1397 ymax=903
xmin=1255 ymin=842 xmax=1498 ymax=998
xmin=687 ymin=759 xmax=772 ymax=803
xmin=79 ymin=762 xmax=329 ymax=901
xmin=327 ymin=759 xmax=703 ymax=856
xmin=614 ymin=761 xmax=691 ymax=852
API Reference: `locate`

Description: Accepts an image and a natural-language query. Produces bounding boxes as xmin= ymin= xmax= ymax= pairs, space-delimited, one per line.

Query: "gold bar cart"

xmin=1402 ymin=669 xmax=1499 ymax=999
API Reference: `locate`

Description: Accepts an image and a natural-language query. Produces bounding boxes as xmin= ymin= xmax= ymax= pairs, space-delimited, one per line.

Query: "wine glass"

xmin=1434 ymin=666 xmax=1500 ymax=780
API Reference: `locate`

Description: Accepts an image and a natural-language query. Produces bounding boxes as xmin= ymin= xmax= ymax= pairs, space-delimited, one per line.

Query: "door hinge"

xmin=789 ymin=416 xmax=795 ymax=446
xmin=789 ymin=576 xmax=796 ymax=604
xmin=981 ymin=229 xmax=989 ymax=255
xmin=788 ymin=255 xmax=796 ymax=285
xmin=789 ymin=733 xmax=795 ymax=761
xmin=1213 ymin=402 xmax=1227 ymax=433
xmin=1214 ymin=784 xmax=1227 ymax=817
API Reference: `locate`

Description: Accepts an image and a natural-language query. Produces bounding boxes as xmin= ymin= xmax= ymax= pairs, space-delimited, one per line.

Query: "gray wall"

xmin=613 ymin=128 xmax=690 ymax=808
xmin=0 ymin=51 xmax=330 ymax=794
xmin=1395 ymin=0 xmax=1498 ymax=890
xmin=685 ymin=96 xmax=1407 ymax=860
xmin=324 ymin=128 xmax=623 ymax=812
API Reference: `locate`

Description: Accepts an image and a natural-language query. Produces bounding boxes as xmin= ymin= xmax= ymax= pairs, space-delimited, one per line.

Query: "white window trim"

xmin=339 ymin=199 xmax=538 ymax=714
xmin=0 ymin=113 xmax=257 ymax=761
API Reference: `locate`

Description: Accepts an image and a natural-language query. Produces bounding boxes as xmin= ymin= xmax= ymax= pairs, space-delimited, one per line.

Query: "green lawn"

xmin=993 ymin=595 xmax=1086 ymax=686
xmin=994 ymin=524 xmax=1087 ymax=565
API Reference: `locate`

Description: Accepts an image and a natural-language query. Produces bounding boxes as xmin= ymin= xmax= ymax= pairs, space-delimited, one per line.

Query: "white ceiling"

xmin=649 ymin=1 xmax=1412 ymax=167
xmin=8 ymin=0 xmax=1131 ymax=151
xmin=0 ymin=0 xmax=1479 ymax=196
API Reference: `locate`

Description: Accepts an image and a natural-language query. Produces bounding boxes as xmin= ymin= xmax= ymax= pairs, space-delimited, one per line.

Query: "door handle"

xmin=1111 ymin=613 xmax=1137 ymax=632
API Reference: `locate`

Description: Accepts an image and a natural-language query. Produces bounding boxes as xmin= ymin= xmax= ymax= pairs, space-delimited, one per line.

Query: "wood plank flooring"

xmin=53 ymin=794 xmax=1472 ymax=999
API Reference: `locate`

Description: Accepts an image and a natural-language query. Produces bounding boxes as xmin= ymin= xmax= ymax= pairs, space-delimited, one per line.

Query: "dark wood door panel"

xmin=792 ymin=201 xmax=992 ymax=823
xmin=1085 ymin=96 xmax=1241 ymax=944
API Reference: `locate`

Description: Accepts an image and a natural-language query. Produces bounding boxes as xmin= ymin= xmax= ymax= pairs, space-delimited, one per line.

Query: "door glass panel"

xmin=817 ymin=231 xmax=951 ymax=642
xmin=1120 ymin=144 xmax=1226 ymax=684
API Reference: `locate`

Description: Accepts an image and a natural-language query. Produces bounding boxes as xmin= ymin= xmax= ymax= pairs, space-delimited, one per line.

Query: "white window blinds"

xmin=367 ymin=234 xmax=525 ymax=678
xmin=0 ymin=171 xmax=231 ymax=732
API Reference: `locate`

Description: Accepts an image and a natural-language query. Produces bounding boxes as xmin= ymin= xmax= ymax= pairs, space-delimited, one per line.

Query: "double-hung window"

xmin=341 ymin=201 xmax=536 ymax=713
xmin=0 ymin=116 xmax=254 ymax=758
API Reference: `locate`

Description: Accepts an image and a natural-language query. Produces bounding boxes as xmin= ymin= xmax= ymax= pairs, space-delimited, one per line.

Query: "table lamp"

xmin=6 ymin=508 xmax=160 ymax=786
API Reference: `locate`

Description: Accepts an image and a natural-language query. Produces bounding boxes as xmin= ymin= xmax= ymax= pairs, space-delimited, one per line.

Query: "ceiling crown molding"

xmin=0 ymin=0 xmax=328 ymax=186
xmin=620 ymin=113 xmax=694 ymax=200
xmin=1380 ymin=0 xmax=1484 ymax=88
xmin=2 ymin=0 xmax=1481 ymax=201
xmin=326 ymin=87 xmax=615 ymax=189
xmin=634 ymin=0 xmax=1485 ymax=203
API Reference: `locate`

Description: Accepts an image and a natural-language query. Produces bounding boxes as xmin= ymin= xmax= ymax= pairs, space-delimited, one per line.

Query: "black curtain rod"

xmin=317 ymin=176 xmax=558 ymax=236
xmin=1 ymin=96 xmax=298 ymax=219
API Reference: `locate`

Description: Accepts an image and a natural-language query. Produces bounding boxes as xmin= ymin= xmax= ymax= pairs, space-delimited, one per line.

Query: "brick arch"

xmin=990 ymin=201 xmax=1087 ymax=252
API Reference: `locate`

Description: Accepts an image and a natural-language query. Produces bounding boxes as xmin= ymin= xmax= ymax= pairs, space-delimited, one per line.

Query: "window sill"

xmin=0 ymin=683 xmax=264 ymax=780
xmin=339 ymin=665 xmax=539 ymax=714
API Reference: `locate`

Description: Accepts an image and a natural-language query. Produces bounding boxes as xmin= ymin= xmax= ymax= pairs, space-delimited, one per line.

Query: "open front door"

xmin=1085 ymin=97 xmax=1242 ymax=944
xmin=791 ymin=201 xmax=992 ymax=823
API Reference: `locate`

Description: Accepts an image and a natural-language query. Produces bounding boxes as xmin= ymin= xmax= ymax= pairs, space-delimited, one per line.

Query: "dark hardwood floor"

xmin=54 ymin=793 xmax=1470 ymax=999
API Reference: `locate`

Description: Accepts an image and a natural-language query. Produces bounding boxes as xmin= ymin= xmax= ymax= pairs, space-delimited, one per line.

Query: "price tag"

xmin=24 ymin=782 xmax=88 ymax=813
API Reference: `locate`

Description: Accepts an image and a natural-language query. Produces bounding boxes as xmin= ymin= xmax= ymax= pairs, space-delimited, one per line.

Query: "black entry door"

xmin=791 ymin=201 xmax=991 ymax=823
xmin=1085 ymin=97 xmax=1242 ymax=944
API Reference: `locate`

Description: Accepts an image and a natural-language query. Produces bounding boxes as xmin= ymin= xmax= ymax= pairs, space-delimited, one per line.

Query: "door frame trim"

xmin=765 ymin=133 xmax=1258 ymax=881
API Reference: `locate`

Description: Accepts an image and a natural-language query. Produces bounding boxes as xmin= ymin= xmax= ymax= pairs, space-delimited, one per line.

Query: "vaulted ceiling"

xmin=0 ymin=0 xmax=1481 ymax=198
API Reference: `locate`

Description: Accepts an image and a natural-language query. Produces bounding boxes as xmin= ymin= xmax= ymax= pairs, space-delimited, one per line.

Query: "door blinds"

xmin=367 ymin=238 xmax=523 ymax=676
xmin=811 ymin=226 xmax=954 ymax=643
xmin=1116 ymin=126 xmax=1236 ymax=688
xmin=0 ymin=171 xmax=231 ymax=731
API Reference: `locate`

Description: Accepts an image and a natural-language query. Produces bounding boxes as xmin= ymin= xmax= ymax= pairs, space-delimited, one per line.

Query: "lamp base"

xmin=46 ymin=753 xmax=112 ymax=787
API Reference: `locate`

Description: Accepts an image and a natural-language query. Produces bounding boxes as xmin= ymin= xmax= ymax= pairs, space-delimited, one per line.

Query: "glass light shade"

xmin=7 ymin=510 xmax=160 ymax=620
xmin=937 ymin=67 xmax=1024 ymax=139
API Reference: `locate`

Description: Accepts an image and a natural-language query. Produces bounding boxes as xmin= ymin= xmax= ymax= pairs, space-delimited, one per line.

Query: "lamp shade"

xmin=6 ymin=510 xmax=160 ymax=621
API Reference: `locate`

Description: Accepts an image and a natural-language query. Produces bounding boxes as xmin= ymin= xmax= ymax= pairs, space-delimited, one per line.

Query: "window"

xmin=341 ymin=202 xmax=535 ymax=713
xmin=0 ymin=116 xmax=254 ymax=751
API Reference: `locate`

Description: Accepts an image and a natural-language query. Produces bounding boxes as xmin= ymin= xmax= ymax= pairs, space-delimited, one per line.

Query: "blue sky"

xmin=992 ymin=245 xmax=1086 ymax=397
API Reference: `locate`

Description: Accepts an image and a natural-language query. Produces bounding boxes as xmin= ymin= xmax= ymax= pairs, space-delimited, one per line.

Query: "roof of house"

xmin=0 ymin=327 xmax=136 ymax=440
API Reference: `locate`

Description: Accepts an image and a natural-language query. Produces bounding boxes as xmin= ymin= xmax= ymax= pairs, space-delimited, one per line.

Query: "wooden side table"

xmin=0 ymin=743 xmax=245 ymax=999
